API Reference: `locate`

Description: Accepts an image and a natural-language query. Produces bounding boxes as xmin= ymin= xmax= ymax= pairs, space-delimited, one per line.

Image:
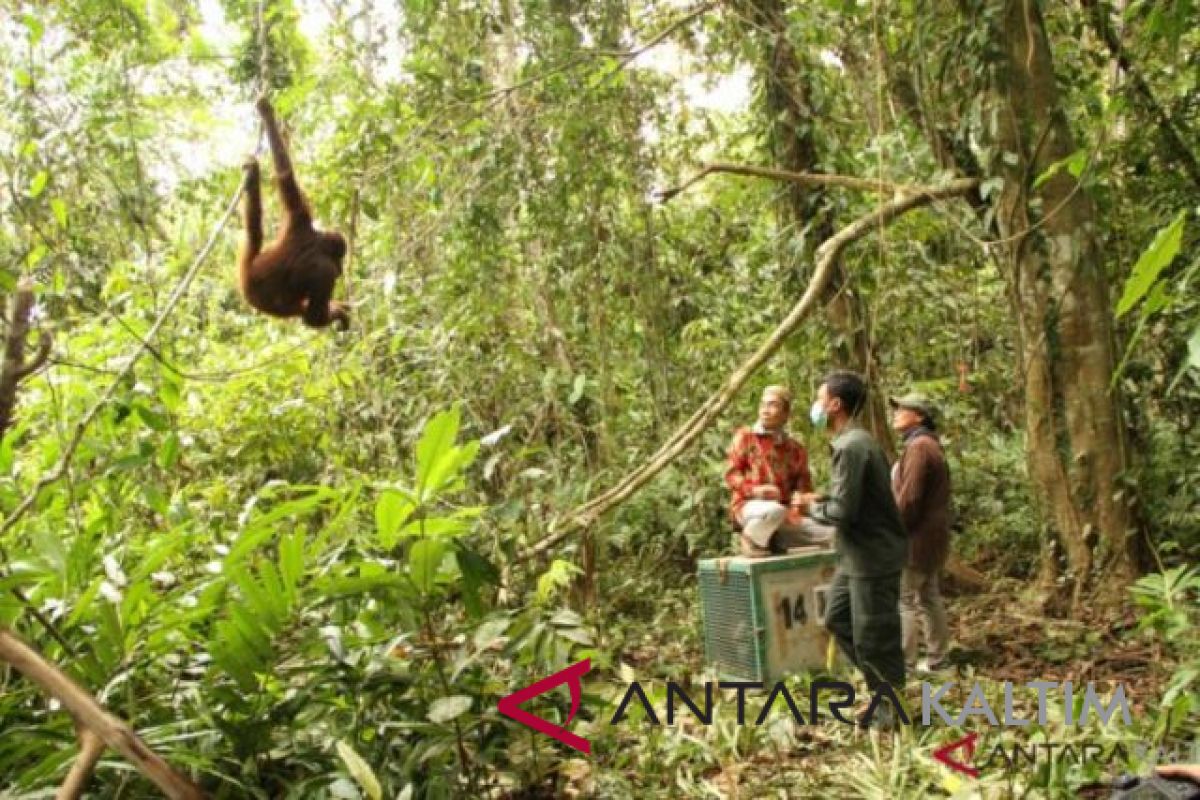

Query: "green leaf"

xmin=399 ymin=517 xmax=466 ymax=538
xmin=471 ymin=616 xmax=510 ymax=651
xmin=1066 ymin=149 xmax=1087 ymax=178
xmin=428 ymin=695 xmax=472 ymax=723
xmin=133 ymin=404 xmax=169 ymax=431
xmin=142 ymin=484 xmax=168 ymax=515
xmin=457 ymin=546 xmax=499 ymax=617
xmin=313 ymin=570 xmax=406 ymax=599
xmin=556 ymin=626 xmax=594 ymax=646
xmin=335 ymin=740 xmax=382 ymax=800
xmin=21 ymin=13 xmax=44 ymax=45
xmin=569 ymin=373 xmax=586 ymax=404
xmin=421 ymin=440 xmax=480 ymax=502
xmin=29 ymin=170 xmax=48 ymax=198
xmin=1117 ymin=212 xmax=1185 ymax=317
xmin=409 ymin=538 xmax=446 ymax=594
xmin=416 ymin=407 xmax=461 ymax=491
xmin=1032 ymin=149 xmax=1087 ymax=190
xmin=157 ymin=432 xmax=181 ymax=469
xmin=239 ymin=487 xmax=333 ymax=536
xmin=536 ymin=559 xmax=580 ymax=604
xmin=26 ymin=244 xmax=47 ymax=268
xmin=50 ymin=198 xmax=68 ymax=228
xmin=279 ymin=532 xmax=305 ymax=598
xmin=1162 ymin=667 xmax=1197 ymax=708
xmin=1142 ymin=281 xmax=1171 ymax=315
xmin=375 ymin=490 xmax=415 ymax=546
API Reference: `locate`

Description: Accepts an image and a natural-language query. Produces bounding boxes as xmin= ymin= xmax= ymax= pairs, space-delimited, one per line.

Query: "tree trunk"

xmin=978 ymin=0 xmax=1142 ymax=610
xmin=744 ymin=0 xmax=893 ymax=455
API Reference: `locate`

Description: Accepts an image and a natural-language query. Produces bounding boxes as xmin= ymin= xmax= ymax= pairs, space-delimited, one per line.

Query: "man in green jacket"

xmin=799 ymin=371 xmax=907 ymax=725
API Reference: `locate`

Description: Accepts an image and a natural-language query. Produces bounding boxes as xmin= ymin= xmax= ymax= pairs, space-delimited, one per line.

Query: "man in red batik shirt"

xmin=725 ymin=386 xmax=831 ymax=556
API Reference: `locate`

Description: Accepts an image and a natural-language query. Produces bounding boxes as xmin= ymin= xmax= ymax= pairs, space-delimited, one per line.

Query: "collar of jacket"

xmin=830 ymin=420 xmax=862 ymax=446
xmin=752 ymin=422 xmax=788 ymax=442
xmin=902 ymin=425 xmax=935 ymax=444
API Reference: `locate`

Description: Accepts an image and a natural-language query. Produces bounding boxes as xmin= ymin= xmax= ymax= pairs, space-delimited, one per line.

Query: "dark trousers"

xmin=824 ymin=569 xmax=905 ymax=692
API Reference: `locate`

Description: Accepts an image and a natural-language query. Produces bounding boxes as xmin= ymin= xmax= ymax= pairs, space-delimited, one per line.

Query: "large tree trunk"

xmin=978 ymin=0 xmax=1142 ymax=610
xmin=744 ymin=0 xmax=893 ymax=455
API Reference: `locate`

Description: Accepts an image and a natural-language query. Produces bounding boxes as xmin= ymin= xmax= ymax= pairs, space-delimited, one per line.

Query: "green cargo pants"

xmin=824 ymin=569 xmax=906 ymax=692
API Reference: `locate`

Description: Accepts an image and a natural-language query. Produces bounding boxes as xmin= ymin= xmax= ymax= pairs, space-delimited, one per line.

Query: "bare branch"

xmin=57 ymin=727 xmax=105 ymax=800
xmin=522 ymin=177 xmax=980 ymax=560
xmin=654 ymin=162 xmax=943 ymax=202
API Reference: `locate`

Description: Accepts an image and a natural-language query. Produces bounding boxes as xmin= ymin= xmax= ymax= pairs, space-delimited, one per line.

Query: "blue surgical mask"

xmin=810 ymin=400 xmax=828 ymax=430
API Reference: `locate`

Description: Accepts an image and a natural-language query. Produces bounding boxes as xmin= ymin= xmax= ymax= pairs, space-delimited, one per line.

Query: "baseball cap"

xmin=888 ymin=391 xmax=937 ymax=421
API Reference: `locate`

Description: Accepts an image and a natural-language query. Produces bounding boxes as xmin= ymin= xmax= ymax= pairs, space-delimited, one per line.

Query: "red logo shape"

xmin=933 ymin=732 xmax=980 ymax=778
xmin=497 ymin=659 xmax=591 ymax=754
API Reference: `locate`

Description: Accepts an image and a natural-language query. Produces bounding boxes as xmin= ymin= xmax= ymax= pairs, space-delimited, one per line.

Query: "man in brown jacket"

xmin=889 ymin=392 xmax=952 ymax=672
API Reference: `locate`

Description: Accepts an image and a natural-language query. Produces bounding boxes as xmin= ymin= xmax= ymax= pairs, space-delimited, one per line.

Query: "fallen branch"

xmin=522 ymin=177 xmax=980 ymax=560
xmin=653 ymin=162 xmax=940 ymax=203
xmin=0 ymin=627 xmax=205 ymax=799
xmin=57 ymin=727 xmax=104 ymax=800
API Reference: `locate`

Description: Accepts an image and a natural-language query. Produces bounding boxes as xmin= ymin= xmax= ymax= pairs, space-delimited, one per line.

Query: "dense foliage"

xmin=0 ymin=0 xmax=1196 ymax=797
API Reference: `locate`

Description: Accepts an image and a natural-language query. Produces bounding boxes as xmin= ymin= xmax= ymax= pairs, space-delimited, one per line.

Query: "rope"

xmin=256 ymin=0 xmax=270 ymax=98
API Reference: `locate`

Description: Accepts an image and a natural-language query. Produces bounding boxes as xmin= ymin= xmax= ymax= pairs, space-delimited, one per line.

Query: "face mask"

xmin=810 ymin=400 xmax=828 ymax=430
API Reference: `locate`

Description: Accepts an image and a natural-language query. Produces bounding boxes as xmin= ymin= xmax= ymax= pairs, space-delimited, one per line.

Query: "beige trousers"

xmin=900 ymin=567 xmax=949 ymax=667
xmin=738 ymin=500 xmax=834 ymax=556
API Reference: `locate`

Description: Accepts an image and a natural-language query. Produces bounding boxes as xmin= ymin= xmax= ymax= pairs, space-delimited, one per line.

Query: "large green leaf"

xmin=375 ymin=490 xmax=416 ymax=546
xmin=415 ymin=407 xmax=461 ymax=491
xmin=420 ymin=440 xmax=480 ymax=503
xmin=335 ymin=741 xmax=382 ymax=800
xmin=28 ymin=170 xmax=48 ymax=198
xmin=1031 ymin=148 xmax=1086 ymax=190
xmin=456 ymin=545 xmax=499 ymax=617
xmin=427 ymin=695 xmax=472 ymax=723
xmin=398 ymin=516 xmax=466 ymax=539
xmin=536 ymin=559 xmax=580 ymax=603
xmin=1117 ymin=212 xmax=1186 ymax=317
xmin=409 ymin=538 xmax=446 ymax=594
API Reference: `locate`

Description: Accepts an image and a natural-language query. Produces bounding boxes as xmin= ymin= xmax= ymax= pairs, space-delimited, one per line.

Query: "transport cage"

xmin=697 ymin=547 xmax=839 ymax=683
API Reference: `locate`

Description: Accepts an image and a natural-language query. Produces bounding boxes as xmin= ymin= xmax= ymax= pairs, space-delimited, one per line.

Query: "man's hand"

xmin=794 ymin=492 xmax=822 ymax=508
xmin=751 ymin=485 xmax=781 ymax=501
